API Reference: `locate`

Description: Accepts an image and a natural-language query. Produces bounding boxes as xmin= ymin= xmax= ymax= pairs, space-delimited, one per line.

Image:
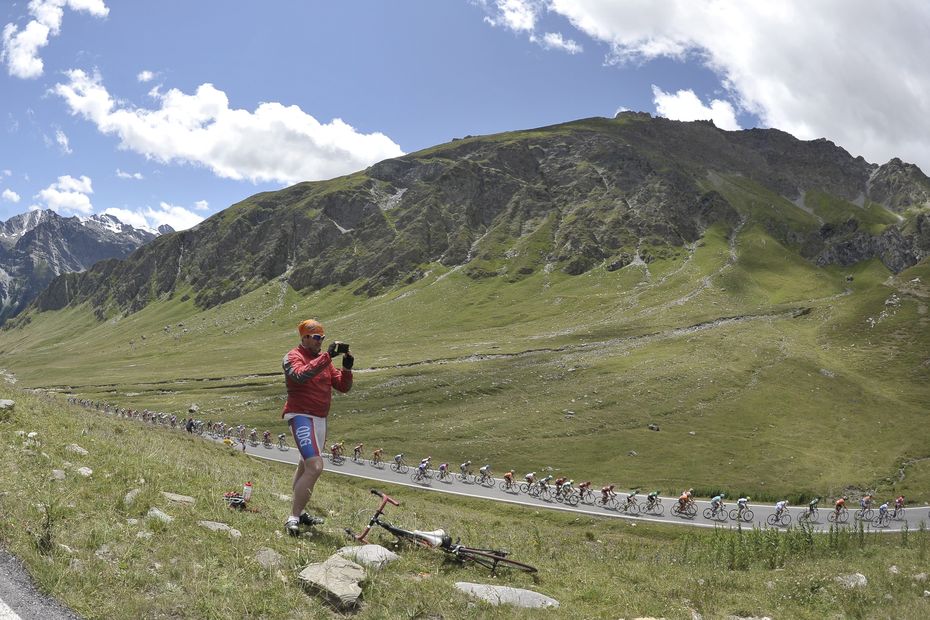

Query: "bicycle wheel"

xmin=518 ymin=482 xmax=530 ymax=494
xmin=648 ymin=502 xmax=665 ymax=516
xmin=538 ymin=487 xmax=552 ymax=502
xmin=625 ymin=502 xmax=640 ymax=516
xmin=702 ymin=508 xmax=713 ymax=520
xmin=481 ymin=475 xmax=495 ymax=488
xmin=566 ymin=492 xmax=580 ymax=507
xmin=780 ymin=513 xmax=792 ymax=526
xmin=766 ymin=514 xmax=777 ymax=526
xmin=742 ymin=509 xmax=754 ymax=522
xmin=581 ymin=491 xmax=595 ymax=506
xmin=455 ymin=548 xmax=538 ymax=574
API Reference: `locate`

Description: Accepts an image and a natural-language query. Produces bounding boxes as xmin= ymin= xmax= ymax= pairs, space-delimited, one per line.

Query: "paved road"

xmin=0 ymin=547 xmax=81 ymax=620
xmin=226 ymin=438 xmax=927 ymax=533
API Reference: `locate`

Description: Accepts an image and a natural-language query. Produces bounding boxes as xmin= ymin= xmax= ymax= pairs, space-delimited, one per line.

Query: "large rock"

xmin=454 ymin=582 xmax=560 ymax=609
xmin=162 ymin=492 xmax=196 ymax=506
xmin=124 ymin=488 xmax=142 ymax=506
xmin=0 ymin=399 xmax=14 ymax=410
xmin=298 ymin=555 xmax=366 ymax=611
xmin=336 ymin=544 xmax=399 ymax=570
xmin=834 ymin=573 xmax=868 ymax=589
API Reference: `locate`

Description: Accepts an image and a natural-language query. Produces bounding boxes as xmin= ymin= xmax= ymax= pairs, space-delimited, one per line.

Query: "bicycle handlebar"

xmin=371 ymin=489 xmax=400 ymax=506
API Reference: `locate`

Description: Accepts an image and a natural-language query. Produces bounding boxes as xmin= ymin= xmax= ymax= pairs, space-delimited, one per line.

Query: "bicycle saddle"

xmin=412 ymin=529 xmax=452 ymax=548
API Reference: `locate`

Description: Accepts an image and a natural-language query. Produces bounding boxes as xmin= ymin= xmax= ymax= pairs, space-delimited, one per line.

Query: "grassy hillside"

xmin=1 ymin=215 xmax=928 ymax=503
xmin=2 ymin=389 xmax=929 ymax=619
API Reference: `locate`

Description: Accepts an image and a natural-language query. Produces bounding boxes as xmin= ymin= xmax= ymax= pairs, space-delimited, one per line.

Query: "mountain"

xmin=23 ymin=114 xmax=930 ymax=321
xmin=0 ymin=210 xmax=163 ymax=324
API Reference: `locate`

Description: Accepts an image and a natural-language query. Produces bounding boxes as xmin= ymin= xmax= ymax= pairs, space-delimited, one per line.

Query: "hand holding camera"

xmin=327 ymin=341 xmax=350 ymax=357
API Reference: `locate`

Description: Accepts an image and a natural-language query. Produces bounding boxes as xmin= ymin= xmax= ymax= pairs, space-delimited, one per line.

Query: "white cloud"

xmin=2 ymin=188 xmax=21 ymax=203
xmin=115 ymin=168 xmax=143 ymax=180
xmin=103 ymin=201 xmax=204 ymax=232
xmin=55 ymin=128 xmax=72 ymax=153
xmin=137 ymin=69 xmax=154 ymax=83
xmin=651 ymin=85 xmax=740 ymax=130
xmin=543 ymin=0 xmax=930 ymax=171
xmin=193 ymin=199 xmax=208 ymax=211
xmin=53 ymin=70 xmax=405 ymax=184
xmin=1 ymin=169 xmax=11 ymax=177
xmin=33 ymin=174 xmax=94 ymax=215
xmin=539 ymin=32 xmax=582 ymax=54
xmin=1 ymin=0 xmax=109 ymax=79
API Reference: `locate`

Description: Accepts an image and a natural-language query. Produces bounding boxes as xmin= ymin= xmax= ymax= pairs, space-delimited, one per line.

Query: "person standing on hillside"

xmin=281 ymin=319 xmax=354 ymax=535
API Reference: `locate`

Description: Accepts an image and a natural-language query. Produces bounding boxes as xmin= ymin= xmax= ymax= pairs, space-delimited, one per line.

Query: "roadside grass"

xmin=2 ymin=389 xmax=930 ymax=619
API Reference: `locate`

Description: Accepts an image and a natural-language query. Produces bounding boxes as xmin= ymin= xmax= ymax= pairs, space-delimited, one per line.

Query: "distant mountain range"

xmin=20 ymin=113 xmax=930 ymax=322
xmin=0 ymin=210 xmax=172 ymax=324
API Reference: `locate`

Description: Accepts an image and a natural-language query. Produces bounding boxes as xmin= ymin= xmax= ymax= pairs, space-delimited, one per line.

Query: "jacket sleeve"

xmin=282 ymin=350 xmax=331 ymax=384
xmin=331 ymin=367 xmax=353 ymax=393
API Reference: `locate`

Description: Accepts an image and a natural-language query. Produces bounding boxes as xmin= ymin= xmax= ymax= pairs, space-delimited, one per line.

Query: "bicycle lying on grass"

xmin=346 ymin=489 xmax=537 ymax=575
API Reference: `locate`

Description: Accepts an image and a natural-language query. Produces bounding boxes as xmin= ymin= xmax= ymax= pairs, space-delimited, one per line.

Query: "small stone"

xmin=628 ymin=450 xmax=638 ymax=456
xmin=27 ymin=431 xmax=38 ymax=438
xmin=923 ymin=590 xmax=930 ymax=598
xmin=647 ymin=424 xmax=660 ymax=431
xmin=198 ymin=520 xmax=241 ymax=538
xmin=50 ymin=469 xmax=66 ymax=480
xmin=95 ymin=544 xmax=111 ymax=558
xmin=76 ymin=467 xmax=93 ymax=477
xmin=277 ymin=494 xmax=292 ymax=502
xmin=69 ymin=559 xmax=84 ymax=571
xmin=147 ymin=507 xmax=173 ymax=524
xmin=255 ymin=547 xmax=284 ymax=570
xmin=691 ymin=609 xmax=704 ymax=620
xmin=454 ymin=583 xmax=559 ymax=609
xmin=58 ymin=544 xmax=75 ymax=554
xmin=137 ymin=531 xmax=153 ymax=539
xmin=914 ymin=573 xmax=928 ymax=583
xmin=688 ymin=431 xmax=696 ymax=436
xmin=66 ymin=444 xmax=89 ymax=456
xmin=889 ymin=565 xmax=899 ymax=575
xmin=834 ymin=573 xmax=867 ymax=589
xmin=126 ymin=518 xmax=139 ymax=526
xmin=162 ymin=492 xmax=196 ymax=506
xmin=0 ymin=399 xmax=14 ymax=410
xmin=336 ymin=544 xmax=400 ymax=570
xmin=124 ymin=488 xmax=142 ymax=506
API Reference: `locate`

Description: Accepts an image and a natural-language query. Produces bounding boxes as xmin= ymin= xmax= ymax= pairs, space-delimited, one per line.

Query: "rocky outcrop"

xmin=20 ymin=116 xmax=930 ymax=323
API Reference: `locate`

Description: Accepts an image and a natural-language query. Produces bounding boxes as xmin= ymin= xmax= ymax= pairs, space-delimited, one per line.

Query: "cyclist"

xmin=262 ymin=430 xmax=271 ymax=444
xmin=478 ymin=464 xmax=492 ymax=482
xmin=774 ymin=499 xmax=789 ymax=519
xmin=860 ymin=494 xmax=873 ymax=511
xmin=624 ymin=489 xmax=640 ymax=510
xmin=646 ymin=490 xmax=661 ymax=510
xmin=554 ymin=477 xmax=567 ymax=497
xmin=438 ymin=462 xmax=450 ymax=480
xmin=353 ymin=443 xmax=364 ymax=461
xmin=600 ymin=484 xmax=616 ymax=504
xmin=893 ymin=495 xmax=905 ymax=518
xmin=277 ymin=432 xmax=287 ymax=446
xmin=418 ymin=456 xmax=431 ymax=473
xmin=524 ymin=471 xmax=536 ymax=485
xmin=393 ymin=453 xmax=405 ymax=465
xmin=737 ymin=496 xmax=750 ymax=516
xmin=460 ymin=460 xmax=472 ymax=476
xmin=561 ymin=479 xmax=575 ymax=496
xmin=538 ymin=474 xmax=553 ymax=492
xmin=806 ymin=497 xmax=820 ymax=517
xmin=878 ymin=499 xmax=890 ymax=521
xmin=578 ymin=480 xmax=592 ymax=498
xmin=710 ymin=493 xmax=725 ymax=515
xmin=371 ymin=448 xmax=384 ymax=464
xmin=502 ymin=469 xmax=515 ymax=488
xmin=678 ymin=488 xmax=694 ymax=511
xmin=330 ymin=442 xmax=344 ymax=459
xmin=249 ymin=428 xmax=258 ymax=443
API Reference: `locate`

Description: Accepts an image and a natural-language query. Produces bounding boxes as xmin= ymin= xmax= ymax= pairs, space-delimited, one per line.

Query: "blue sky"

xmin=2 ymin=1 xmax=929 ymax=230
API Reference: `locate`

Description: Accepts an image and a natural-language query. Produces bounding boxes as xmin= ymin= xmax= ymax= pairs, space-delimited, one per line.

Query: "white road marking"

xmin=0 ymin=596 xmax=22 ymax=620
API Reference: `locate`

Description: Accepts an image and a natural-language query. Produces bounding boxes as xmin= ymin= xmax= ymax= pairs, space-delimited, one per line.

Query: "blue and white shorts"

xmin=285 ymin=414 xmax=326 ymax=460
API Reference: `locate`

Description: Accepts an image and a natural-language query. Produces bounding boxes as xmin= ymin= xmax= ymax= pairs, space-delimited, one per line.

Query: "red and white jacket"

xmin=281 ymin=347 xmax=352 ymax=417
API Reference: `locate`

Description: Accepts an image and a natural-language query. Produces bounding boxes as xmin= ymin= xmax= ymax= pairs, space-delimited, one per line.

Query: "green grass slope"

xmin=2 ymin=390 xmax=930 ymax=619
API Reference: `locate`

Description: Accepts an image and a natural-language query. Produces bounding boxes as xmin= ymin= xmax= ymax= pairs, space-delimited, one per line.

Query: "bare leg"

xmin=291 ymin=456 xmax=324 ymax=517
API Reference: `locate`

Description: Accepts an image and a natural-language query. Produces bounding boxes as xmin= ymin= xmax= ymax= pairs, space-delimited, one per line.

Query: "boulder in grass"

xmin=66 ymin=444 xmax=88 ymax=456
xmin=255 ymin=547 xmax=284 ymax=570
xmin=124 ymin=488 xmax=141 ymax=506
xmin=336 ymin=544 xmax=399 ymax=570
xmin=162 ymin=492 xmax=196 ymax=506
xmin=298 ymin=555 xmax=366 ymax=611
xmin=198 ymin=521 xmax=241 ymax=538
xmin=0 ymin=399 xmax=14 ymax=410
xmin=50 ymin=469 xmax=66 ymax=480
xmin=147 ymin=507 xmax=173 ymax=524
xmin=77 ymin=467 xmax=93 ymax=477
xmin=454 ymin=583 xmax=559 ymax=609
xmin=834 ymin=573 xmax=868 ymax=589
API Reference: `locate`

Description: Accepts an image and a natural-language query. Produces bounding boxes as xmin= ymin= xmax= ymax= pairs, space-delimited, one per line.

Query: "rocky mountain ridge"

xmin=22 ymin=114 xmax=930 ymax=322
xmin=0 ymin=210 xmax=171 ymax=324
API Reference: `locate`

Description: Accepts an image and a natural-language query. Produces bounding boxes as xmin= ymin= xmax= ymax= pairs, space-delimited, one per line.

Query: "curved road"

xmin=228 ymin=438 xmax=926 ymax=532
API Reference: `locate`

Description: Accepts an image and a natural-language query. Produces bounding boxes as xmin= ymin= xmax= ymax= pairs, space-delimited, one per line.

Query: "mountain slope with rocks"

xmin=0 ymin=210 xmax=170 ymax=324
xmin=23 ymin=114 xmax=930 ymax=321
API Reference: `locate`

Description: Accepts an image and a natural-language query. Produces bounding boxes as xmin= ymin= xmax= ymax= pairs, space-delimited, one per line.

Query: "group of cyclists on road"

xmin=69 ymin=396 xmax=912 ymax=528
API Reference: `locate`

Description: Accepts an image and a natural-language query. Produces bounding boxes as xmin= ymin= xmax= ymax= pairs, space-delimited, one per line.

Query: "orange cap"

xmin=297 ymin=319 xmax=324 ymax=337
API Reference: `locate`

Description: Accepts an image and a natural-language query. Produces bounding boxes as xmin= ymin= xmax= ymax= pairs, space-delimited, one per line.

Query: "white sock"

xmin=288 ymin=515 xmax=299 ymax=521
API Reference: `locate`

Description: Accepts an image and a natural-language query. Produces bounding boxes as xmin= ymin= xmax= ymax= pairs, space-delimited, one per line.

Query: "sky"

xmin=2 ymin=1 xmax=929 ymax=232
